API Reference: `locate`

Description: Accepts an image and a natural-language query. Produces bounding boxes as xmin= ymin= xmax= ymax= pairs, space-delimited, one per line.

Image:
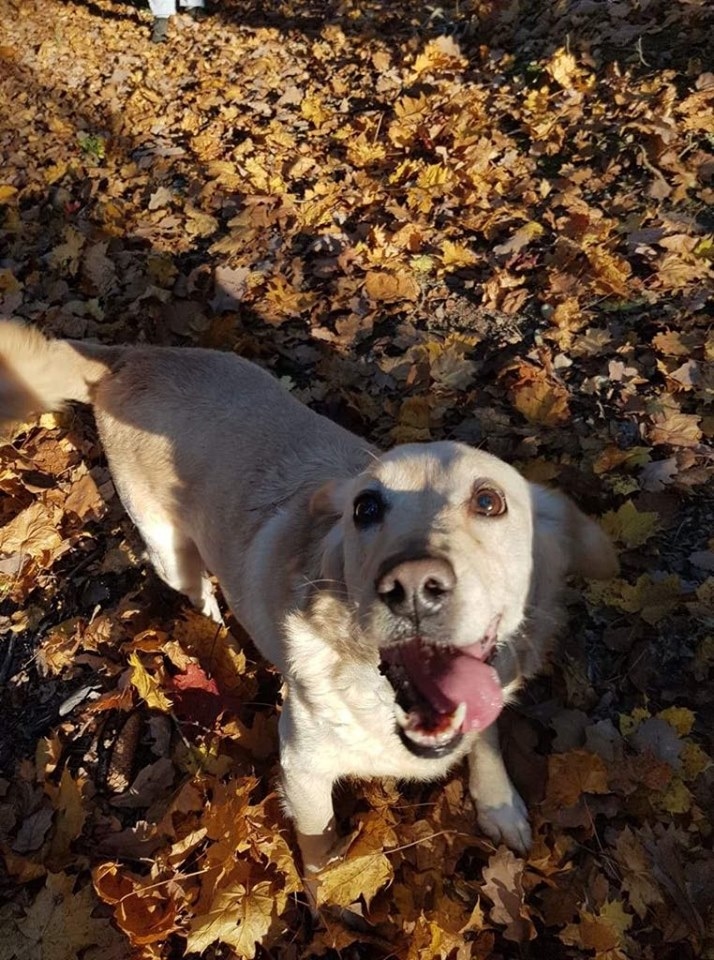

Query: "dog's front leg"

xmin=278 ymin=709 xmax=341 ymax=876
xmin=469 ymin=721 xmax=531 ymax=854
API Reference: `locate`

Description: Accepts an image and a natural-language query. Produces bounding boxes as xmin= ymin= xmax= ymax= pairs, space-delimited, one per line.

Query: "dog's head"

xmin=312 ymin=441 xmax=617 ymax=758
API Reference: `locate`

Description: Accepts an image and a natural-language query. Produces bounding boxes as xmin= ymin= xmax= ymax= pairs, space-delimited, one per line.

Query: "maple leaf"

xmin=508 ymin=363 xmax=571 ymax=427
xmin=364 ymin=269 xmax=420 ymax=303
xmin=0 ymin=500 xmax=64 ymax=570
xmin=316 ymin=851 xmax=393 ymax=908
xmin=561 ymin=899 xmax=633 ymax=957
xmin=493 ymin=221 xmax=544 ymax=257
xmin=13 ymin=872 xmax=125 ymax=960
xmin=46 ymin=768 xmax=87 ymax=867
xmin=614 ymin=827 xmax=664 ymax=918
xmin=128 ymin=651 xmax=173 ymax=713
xmin=186 ymin=863 xmax=284 ymax=957
xmin=546 ymin=749 xmax=609 ymax=807
xmin=600 ymin=500 xmax=660 ymax=548
xmin=439 ymin=239 xmax=478 ymax=271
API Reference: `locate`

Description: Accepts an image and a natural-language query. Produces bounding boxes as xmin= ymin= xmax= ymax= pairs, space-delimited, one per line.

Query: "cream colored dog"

xmin=0 ymin=321 xmax=617 ymax=875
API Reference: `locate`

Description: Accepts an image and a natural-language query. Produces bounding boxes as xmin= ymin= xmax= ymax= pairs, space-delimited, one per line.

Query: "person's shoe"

xmin=186 ymin=7 xmax=207 ymax=21
xmin=151 ymin=17 xmax=169 ymax=43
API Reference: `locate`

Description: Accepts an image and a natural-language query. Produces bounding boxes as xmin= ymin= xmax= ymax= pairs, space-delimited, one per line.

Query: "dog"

xmin=0 ymin=321 xmax=617 ymax=878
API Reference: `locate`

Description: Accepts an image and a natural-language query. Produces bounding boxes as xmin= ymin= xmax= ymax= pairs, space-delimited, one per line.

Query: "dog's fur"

xmin=0 ymin=321 xmax=617 ymax=874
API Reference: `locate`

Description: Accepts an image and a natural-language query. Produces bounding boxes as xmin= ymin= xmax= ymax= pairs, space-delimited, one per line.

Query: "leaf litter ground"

xmin=0 ymin=1 xmax=713 ymax=958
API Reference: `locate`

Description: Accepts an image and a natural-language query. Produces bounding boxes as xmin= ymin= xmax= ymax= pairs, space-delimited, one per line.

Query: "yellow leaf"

xmin=316 ymin=851 xmax=393 ymax=908
xmin=417 ymin=163 xmax=451 ymax=189
xmin=187 ymin=867 xmax=281 ymax=957
xmin=0 ymin=184 xmax=18 ymax=202
xmin=346 ymin=134 xmax=387 ymax=168
xmin=412 ymin=36 xmax=466 ymax=77
xmin=301 ymin=93 xmax=330 ymax=127
xmin=657 ymin=776 xmax=692 ymax=815
xmin=128 ymin=651 xmax=173 ymax=712
xmin=390 ymin=396 xmax=431 ymax=443
xmin=680 ymin=741 xmax=711 ymax=780
xmin=509 ymin=365 xmax=571 ymax=427
xmin=600 ymin=501 xmax=660 ymax=548
xmin=440 ymin=239 xmax=478 ymax=270
xmin=547 ymin=48 xmax=581 ymax=89
xmin=590 ymin=574 xmax=682 ymax=624
xmin=657 ymin=706 xmax=695 ymax=737
xmin=619 ymin=707 xmax=651 ymax=737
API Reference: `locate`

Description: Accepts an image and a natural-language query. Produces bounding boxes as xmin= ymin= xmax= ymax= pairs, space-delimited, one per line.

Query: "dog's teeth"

xmin=394 ymin=703 xmax=409 ymax=729
xmin=452 ymin=702 xmax=466 ymax=732
xmin=403 ymin=726 xmax=456 ymax=747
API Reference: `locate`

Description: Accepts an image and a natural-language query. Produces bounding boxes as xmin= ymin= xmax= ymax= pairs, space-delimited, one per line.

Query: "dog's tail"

xmin=0 ymin=319 xmax=123 ymax=421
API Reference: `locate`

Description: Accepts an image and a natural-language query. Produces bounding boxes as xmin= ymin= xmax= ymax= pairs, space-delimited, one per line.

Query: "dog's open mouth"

xmin=380 ymin=631 xmax=503 ymax=759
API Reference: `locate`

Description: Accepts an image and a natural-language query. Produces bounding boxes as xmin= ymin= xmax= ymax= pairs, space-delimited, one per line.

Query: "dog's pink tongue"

xmin=399 ymin=642 xmax=503 ymax=732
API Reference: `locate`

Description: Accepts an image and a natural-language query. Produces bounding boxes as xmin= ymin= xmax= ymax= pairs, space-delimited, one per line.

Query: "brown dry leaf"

xmin=186 ymin=862 xmax=283 ymax=957
xmin=481 ymin=847 xmax=535 ymax=942
xmin=0 ymin=500 xmax=64 ymax=567
xmin=364 ymin=269 xmax=420 ymax=302
xmin=614 ymin=827 xmax=664 ymax=918
xmin=46 ymin=768 xmax=87 ymax=866
xmin=390 ymin=396 xmax=432 ymax=443
xmin=648 ymin=410 xmax=702 ymax=447
xmin=508 ymin=364 xmax=571 ymax=426
xmin=93 ymin=862 xmax=180 ymax=946
xmin=316 ymin=851 xmax=393 ymax=908
xmin=493 ymin=221 xmax=544 ymax=257
xmin=37 ymin=619 xmax=83 ymax=676
xmin=546 ymin=749 xmax=609 ymax=807
xmin=15 ymin=872 xmax=125 ymax=959
xmin=440 ymin=239 xmax=479 ymax=270
xmin=560 ymin=899 xmax=632 ymax=954
xmin=63 ymin=470 xmax=107 ymax=522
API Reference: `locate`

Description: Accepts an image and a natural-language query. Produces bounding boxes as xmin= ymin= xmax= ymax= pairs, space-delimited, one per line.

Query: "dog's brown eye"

xmin=472 ymin=486 xmax=507 ymax=517
xmin=353 ymin=491 xmax=385 ymax=529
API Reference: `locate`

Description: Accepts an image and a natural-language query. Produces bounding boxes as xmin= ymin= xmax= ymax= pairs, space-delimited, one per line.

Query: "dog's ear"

xmin=310 ymin=480 xmax=351 ymax=586
xmin=309 ymin=479 xmax=350 ymax=518
xmin=531 ymin=484 xmax=619 ymax=581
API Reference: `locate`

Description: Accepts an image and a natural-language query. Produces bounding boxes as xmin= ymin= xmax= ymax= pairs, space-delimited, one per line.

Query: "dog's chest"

xmin=289 ymin=661 xmax=468 ymax=781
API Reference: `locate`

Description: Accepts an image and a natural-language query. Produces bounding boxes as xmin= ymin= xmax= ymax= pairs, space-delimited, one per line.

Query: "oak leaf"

xmin=481 ymin=847 xmax=535 ymax=942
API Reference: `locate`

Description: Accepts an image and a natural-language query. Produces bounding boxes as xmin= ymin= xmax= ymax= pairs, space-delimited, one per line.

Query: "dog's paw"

xmin=477 ymin=790 xmax=532 ymax=855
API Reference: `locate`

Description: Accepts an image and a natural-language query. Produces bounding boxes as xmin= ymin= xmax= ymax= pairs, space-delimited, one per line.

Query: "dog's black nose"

xmin=376 ymin=557 xmax=455 ymax=618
